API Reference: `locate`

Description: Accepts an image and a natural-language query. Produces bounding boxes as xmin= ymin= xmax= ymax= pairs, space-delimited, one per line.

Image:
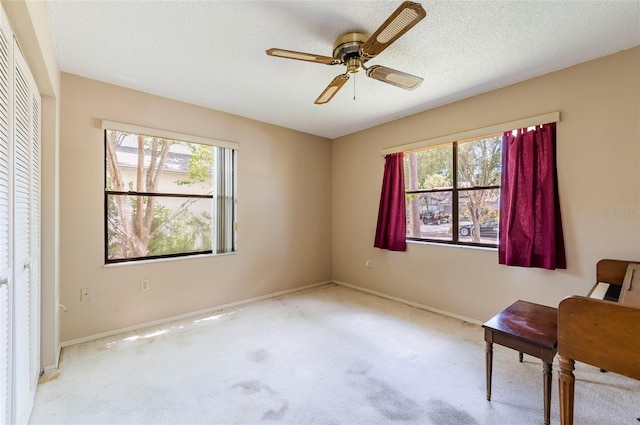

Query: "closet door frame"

xmin=0 ymin=5 xmax=41 ymax=424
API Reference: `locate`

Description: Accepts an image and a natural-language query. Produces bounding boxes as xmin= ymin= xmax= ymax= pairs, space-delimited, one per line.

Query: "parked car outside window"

xmin=459 ymin=220 xmax=498 ymax=238
xmin=420 ymin=210 xmax=450 ymax=225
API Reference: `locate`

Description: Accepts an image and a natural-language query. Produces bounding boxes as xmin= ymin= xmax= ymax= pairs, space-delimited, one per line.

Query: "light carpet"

xmin=30 ymin=284 xmax=639 ymax=425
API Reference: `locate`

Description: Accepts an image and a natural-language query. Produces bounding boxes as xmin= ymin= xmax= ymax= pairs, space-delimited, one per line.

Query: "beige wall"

xmin=332 ymin=47 xmax=640 ymax=322
xmin=59 ymin=73 xmax=332 ymax=342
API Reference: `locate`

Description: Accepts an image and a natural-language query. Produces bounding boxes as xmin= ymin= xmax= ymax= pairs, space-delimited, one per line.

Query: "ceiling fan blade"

xmin=361 ymin=1 xmax=426 ymax=58
xmin=366 ymin=65 xmax=423 ymax=90
xmin=266 ymin=48 xmax=340 ymax=65
xmin=314 ymin=74 xmax=349 ymax=104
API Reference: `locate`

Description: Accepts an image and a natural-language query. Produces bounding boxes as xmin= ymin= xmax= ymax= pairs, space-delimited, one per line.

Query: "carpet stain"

xmin=249 ymin=349 xmax=268 ymax=363
xmin=427 ymin=399 xmax=479 ymax=425
xmin=365 ymin=377 xmax=421 ymax=421
xmin=38 ymin=371 xmax=61 ymax=384
xmin=232 ymin=380 xmax=289 ymax=421
xmin=233 ymin=380 xmax=269 ymax=395
xmin=347 ymin=360 xmax=421 ymax=421
xmin=262 ymin=400 xmax=288 ymax=421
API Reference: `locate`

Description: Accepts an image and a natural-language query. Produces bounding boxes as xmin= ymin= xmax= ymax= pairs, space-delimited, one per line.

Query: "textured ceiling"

xmin=46 ymin=1 xmax=640 ymax=139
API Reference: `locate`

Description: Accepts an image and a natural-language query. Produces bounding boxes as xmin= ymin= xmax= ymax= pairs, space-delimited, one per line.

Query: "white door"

xmin=13 ymin=39 xmax=40 ymax=425
xmin=0 ymin=12 xmax=12 ymax=425
xmin=0 ymin=7 xmax=41 ymax=424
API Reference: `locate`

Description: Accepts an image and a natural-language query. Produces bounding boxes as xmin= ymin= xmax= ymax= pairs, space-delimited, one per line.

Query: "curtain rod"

xmin=380 ymin=111 xmax=560 ymax=156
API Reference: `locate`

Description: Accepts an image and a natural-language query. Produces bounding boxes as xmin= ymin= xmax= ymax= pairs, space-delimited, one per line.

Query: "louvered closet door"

xmin=13 ymin=39 xmax=39 ymax=425
xmin=28 ymin=72 xmax=40 ymax=404
xmin=0 ymin=13 xmax=11 ymax=425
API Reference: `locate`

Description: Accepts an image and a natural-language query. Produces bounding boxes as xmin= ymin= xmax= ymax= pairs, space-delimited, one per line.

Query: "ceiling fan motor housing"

xmin=333 ymin=32 xmax=368 ymax=73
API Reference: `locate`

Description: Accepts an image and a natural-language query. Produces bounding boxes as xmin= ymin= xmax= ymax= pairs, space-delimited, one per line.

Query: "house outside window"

xmin=104 ymin=126 xmax=237 ymax=264
xmin=405 ymin=134 xmax=501 ymax=247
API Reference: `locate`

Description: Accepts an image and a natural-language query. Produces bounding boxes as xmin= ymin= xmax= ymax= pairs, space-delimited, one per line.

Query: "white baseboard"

xmin=333 ymin=280 xmax=483 ymax=326
xmin=42 ymin=364 xmax=58 ymax=373
xmin=42 ymin=351 xmax=61 ymax=373
xmin=61 ymin=280 xmax=332 ymax=347
xmin=41 ymin=344 xmax=62 ymax=372
xmin=60 ymin=279 xmax=481 ymax=348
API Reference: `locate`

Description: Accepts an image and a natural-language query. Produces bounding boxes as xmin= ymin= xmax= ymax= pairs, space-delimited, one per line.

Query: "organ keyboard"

xmin=588 ymin=281 xmax=622 ymax=302
xmin=558 ymin=259 xmax=640 ymax=425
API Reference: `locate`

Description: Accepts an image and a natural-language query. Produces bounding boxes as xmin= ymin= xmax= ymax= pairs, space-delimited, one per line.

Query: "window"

xmin=104 ymin=126 xmax=237 ymax=263
xmin=405 ymin=134 xmax=501 ymax=247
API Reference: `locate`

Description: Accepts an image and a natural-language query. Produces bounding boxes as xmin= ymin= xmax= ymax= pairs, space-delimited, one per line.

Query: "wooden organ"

xmin=558 ymin=259 xmax=640 ymax=425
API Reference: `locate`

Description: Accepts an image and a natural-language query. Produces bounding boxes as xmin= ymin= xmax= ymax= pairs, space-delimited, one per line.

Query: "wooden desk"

xmin=483 ymin=300 xmax=558 ymax=425
xmin=558 ymin=260 xmax=640 ymax=425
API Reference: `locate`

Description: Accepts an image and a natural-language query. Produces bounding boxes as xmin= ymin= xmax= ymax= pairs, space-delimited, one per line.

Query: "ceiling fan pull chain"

xmin=353 ymin=73 xmax=356 ymax=101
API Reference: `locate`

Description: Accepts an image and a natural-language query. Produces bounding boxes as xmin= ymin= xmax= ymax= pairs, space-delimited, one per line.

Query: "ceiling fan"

xmin=266 ymin=1 xmax=427 ymax=105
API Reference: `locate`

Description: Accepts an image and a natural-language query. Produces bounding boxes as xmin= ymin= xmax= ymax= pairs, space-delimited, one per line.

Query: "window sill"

xmin=407 ymin=239 xmax=497 ymax=252
xmin=104 ymin=251 xmax=237 ymax=268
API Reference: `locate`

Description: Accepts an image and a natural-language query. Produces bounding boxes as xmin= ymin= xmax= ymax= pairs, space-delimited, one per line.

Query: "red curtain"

xmin=374 ymin=152 xmax=407 ymax=251
xmin=498 ymin=123 xmax=566 ymax=269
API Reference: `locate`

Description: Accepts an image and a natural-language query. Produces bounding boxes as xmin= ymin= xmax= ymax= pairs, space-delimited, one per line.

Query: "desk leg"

xmin=543 ymin=361 xmax=552 ymax=425
xmin=558 ymin=355 xmax=575 ymax=425
xmin=485 ymin=341 xmax=493 ymax=401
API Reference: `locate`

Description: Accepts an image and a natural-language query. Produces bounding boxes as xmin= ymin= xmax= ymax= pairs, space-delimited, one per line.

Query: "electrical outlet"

xmin=140 ymin=279 xmax=150 ymax=292
xmin=81 ymin=287 xmax=91 ymax=302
